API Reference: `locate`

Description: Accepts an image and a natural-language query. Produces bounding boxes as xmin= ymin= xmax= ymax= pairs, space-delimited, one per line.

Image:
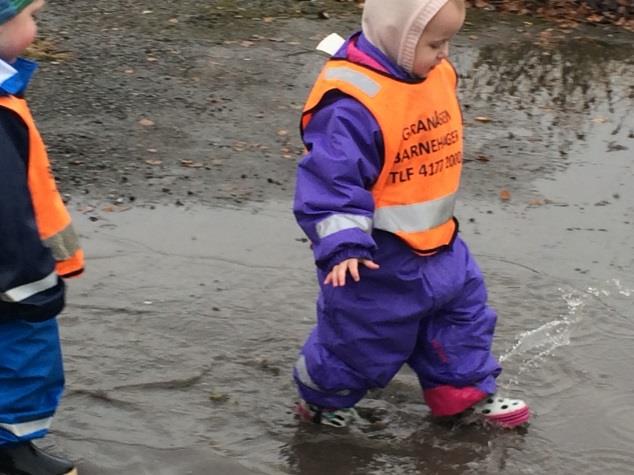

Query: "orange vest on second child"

xmin=0 ymin=95 xmax=84 ymax=278
xmin=302 ymin=59 xmax=463 ymax=254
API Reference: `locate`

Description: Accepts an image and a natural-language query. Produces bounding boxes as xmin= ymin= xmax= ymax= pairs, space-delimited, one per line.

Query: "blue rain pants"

xmin=0 ymin=317 xmax=64 ymax=445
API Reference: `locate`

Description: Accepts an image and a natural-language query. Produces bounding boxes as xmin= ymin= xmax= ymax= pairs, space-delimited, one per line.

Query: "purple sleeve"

xmin=293 ymin=91 xmax=384 ymax=271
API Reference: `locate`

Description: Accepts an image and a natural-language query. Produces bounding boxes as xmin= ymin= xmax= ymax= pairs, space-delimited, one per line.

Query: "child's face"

xmin=412 ymin=1 xmax=465 ymax=78
xmin=0 ymin=0 xmax=45 ymax=63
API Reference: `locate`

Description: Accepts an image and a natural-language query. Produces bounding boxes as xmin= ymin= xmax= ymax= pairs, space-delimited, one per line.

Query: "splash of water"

xmin=501 ymin=278 xmax=632 ymax=375
xmin=500 ymin=288 xmax=584 ymax=370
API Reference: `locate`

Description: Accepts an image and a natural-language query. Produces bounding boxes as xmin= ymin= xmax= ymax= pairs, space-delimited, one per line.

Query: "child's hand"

xmin=324 ymin=258 xmax=380 ymax=287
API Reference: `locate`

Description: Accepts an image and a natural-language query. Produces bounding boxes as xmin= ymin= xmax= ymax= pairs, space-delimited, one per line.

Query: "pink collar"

xmin=346 ymin=37 xmax=388 ymax=73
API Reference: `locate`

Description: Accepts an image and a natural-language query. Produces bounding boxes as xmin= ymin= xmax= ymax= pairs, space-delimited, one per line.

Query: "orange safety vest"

xmin=0 ymin=95 xmax=84 ymax=278
xmin=302 ymin=59 xmax=463 ymax=254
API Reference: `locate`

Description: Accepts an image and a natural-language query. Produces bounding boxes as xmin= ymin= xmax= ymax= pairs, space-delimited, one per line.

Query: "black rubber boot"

xmin=0 ymin=441 xmax=76 ymax=475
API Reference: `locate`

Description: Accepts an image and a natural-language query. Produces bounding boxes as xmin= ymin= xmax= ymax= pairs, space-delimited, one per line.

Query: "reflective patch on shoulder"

xmin=325 ymin=67 xmax=380 ymax=97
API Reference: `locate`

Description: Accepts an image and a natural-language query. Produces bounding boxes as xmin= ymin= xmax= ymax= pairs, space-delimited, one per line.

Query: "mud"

xmin=27 ymin=1 xmax=634 ymax=474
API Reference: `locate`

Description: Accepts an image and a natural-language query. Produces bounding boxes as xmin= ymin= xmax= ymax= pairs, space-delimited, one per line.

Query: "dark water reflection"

xmin=467 ymin=37 xmax=632 ymax=138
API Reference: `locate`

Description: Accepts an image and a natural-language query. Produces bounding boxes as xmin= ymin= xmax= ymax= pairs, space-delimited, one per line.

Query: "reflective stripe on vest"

xmin=302 ymin=59 xmax=463 ymax=253
xmin=0 ymin=271 xmax=58 ymax=303
xmin=374 ymin=192 xmax=456 ymax=234
xmin=316 ymin=213 xmax=373 ymax=239
xmin=0 ymin=417 xmax=52 ymax=437
xmin=324 ymin=67 xmax=380 ymax=97
xmin=0 ymin=95 xmax=84 ymax=277
xmin=295 ymin=355 xmax=351 ymax=396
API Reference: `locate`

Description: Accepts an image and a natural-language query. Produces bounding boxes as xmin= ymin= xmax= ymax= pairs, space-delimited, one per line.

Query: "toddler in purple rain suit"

xmin=292 ymin=0 xmax=530 ymax=429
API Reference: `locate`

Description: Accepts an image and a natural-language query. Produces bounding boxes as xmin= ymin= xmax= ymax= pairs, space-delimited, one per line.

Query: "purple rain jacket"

xmin=292 ymin=32 xmax=502 ymax=415
xmin=293 ymin=32 xmax=413 ymax=271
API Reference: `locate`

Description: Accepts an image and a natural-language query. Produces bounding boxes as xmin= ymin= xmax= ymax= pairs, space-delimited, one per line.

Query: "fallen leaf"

xmin=181 ymin=161 xmax=204 ymax=168
xmin=209 ymin=392 xmax=230 ymax=403
xmin=145 ymin=159 xmax=162 ymax=165
xmin=139 ymin=118 xmax=155 ymax=127
xmin=499 ymin=189 xmax=511 ymax=201
xmin=474 ymin=116 xmax=492 ymax=123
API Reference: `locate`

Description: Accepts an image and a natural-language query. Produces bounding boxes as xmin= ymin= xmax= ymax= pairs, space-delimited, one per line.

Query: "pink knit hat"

xmin=362 ymin=0 xmax=449 ymax=74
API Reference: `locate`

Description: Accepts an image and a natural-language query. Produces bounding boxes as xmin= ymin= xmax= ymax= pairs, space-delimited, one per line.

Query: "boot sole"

xmin=485 ymin=406 xmax=531 ymax=428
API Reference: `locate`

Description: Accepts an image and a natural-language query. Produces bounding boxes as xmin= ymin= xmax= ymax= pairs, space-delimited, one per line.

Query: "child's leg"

xmin=407 ymin=238 xmax=502 ymax=417
xmin=294 ymin=247 xmax=433 ymax=410
xmin=0 ymin=318 xmax=64 ymax=444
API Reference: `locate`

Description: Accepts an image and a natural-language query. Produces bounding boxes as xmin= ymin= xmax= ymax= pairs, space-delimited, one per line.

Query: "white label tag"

xmin=316 ymin=33 xmax=346 ymax=56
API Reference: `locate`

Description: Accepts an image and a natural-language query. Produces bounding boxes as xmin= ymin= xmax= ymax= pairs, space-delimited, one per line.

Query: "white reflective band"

xmin=325 ymin=67 xmax=380 ymax=97
xmin=316 ymin=213 xmax=373 ymax=239
xmin=0 ymin=417 xmax=52 ymax=437
xmin=1 ymin=271 xmax=58 ymax=303
xmin=295 ymin=356 xmax=351 ymax=396
xmin=44 ymin=223 xmax=80 ymax=261
xmin=295 ymin=355 xmax=322 ymax=392
xmin=374 ymin=193 xmax=456 ymax=233
xmin=0 ymin=59 xmax=17 ymax=85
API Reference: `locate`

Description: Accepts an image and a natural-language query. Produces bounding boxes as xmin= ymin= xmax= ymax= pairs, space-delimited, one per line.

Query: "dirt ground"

xmin=31 ymin=0 xmax=631 ymax=211
xmin=31 ymin=0 xmax=374 ymax=209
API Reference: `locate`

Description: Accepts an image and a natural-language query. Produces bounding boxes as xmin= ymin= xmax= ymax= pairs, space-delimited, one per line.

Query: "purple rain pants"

xmin=294 ymin=232 xmax=502 ymax=416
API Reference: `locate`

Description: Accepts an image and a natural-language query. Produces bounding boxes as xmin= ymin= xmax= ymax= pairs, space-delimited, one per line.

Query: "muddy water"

xmin=45 ymin=12 xmax=633 ymax=475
